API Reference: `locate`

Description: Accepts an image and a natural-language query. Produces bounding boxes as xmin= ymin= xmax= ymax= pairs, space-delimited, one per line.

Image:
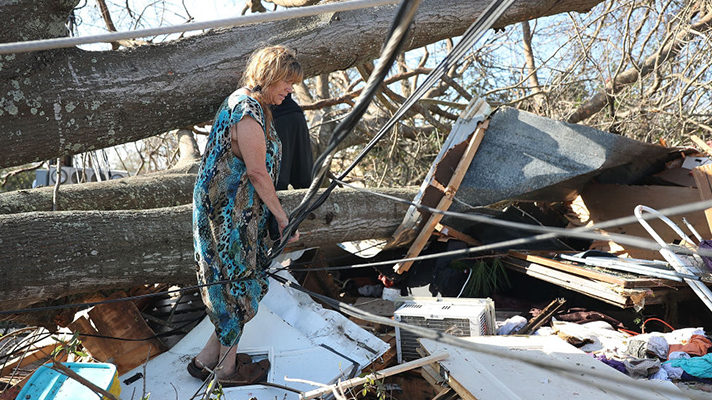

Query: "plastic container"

xmin=16 ymin=362 xmax=120 ymax=400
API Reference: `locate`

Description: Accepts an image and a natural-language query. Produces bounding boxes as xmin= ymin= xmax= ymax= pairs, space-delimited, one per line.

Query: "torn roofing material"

xmin=456 ymin=106 xmax=678 ymax=207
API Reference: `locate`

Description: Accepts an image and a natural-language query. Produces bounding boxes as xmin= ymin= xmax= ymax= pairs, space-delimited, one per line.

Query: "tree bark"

xmin=0 ymin=170 xmax=198 ymax=214
xmin=0 ymin=0 xmax=605 ymax=169
xmin=0 ymin=186 xmax=415 ymax=311
xmin=0 ymin=129 xmax=201 ymax=215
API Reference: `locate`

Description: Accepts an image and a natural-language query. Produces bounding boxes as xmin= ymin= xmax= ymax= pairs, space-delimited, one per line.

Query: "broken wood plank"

xmin=692 ymin=164 xmax=712 ymax=235
xmin=433 ymin=223 xmax=481 ymax=246
xmin=389 ymin=96 xmax=492 ymax=247
xmin=508 ymin=250 xmax=685 ymax=288
xmin=67 ymin=316 xmax=115 ymax=362
xmin=691 ymin=135 xmax=712 ymax=158
xmin=0 ymin=331 xmax=73 ymax=378
xmin=298 ymin=352 xmax=449 ymax=400
xmin=0 ymin=344 xmax=56 ymax=378
xmin=502 ymin=257 xmax=680 ymax=308
xmin=394 ymin=120 xmax=489 ymax=274
xmin=70 ymin=292 xmax=166 ymax=375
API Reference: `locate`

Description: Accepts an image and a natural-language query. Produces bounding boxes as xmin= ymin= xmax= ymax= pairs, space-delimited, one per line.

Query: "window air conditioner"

xmin=394 ymin=297 xmax=495 ymax=362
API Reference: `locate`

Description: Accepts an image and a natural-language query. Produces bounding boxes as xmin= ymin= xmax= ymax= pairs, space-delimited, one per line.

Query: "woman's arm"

xmin=231 ymin=119 xmax=299 ymax=242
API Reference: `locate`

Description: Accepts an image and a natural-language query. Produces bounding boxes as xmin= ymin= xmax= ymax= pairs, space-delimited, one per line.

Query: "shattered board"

xmin=119 ymin=268 xmax=389 ymax=399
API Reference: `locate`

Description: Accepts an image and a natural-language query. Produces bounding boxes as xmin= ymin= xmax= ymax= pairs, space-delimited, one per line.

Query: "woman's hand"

xmin=287 ymin=229 xmax=300 ymax=244
xmin=277 ymin=217 xmax=299 ymax=243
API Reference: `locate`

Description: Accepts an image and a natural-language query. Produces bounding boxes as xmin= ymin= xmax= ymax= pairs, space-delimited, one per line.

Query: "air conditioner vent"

xmin=394 ymin=297 xmax=495 ymax=362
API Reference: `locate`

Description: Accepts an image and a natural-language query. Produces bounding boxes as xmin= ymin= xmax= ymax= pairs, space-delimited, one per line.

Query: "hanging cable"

xmin=268 ymin=0 xmax=425 ymax=258
xmin=270 ymin=0 xmax=516 ymax=259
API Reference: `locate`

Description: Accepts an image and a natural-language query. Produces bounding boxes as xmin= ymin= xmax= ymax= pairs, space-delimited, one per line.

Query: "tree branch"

xmin=567 ymin=7 xmax=712 ymax=124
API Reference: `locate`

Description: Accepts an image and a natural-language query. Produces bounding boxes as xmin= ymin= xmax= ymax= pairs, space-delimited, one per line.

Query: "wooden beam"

xmin=692 ymin=164 xmax=712 ymax=234
xmin=394 ymin=120 xmax=489 ymax=274
xmin=299 ymin=352 xmax=449 ymax=400
xmin=690 ymin=135 xmax=712 ymax=158
xmin=433 ymin=223 xmax=481 ymax=246
xmin=502 ymin=257 xmax=671 ymax=308
xmin=507 ymin=250 xmax=684 ymax=288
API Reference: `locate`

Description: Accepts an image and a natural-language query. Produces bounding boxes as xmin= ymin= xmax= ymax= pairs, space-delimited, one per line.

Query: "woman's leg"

xmin=195 ymin=331 xmax=238 ymax=378
xmin=195 ymin=332 xmax=220 ymax=369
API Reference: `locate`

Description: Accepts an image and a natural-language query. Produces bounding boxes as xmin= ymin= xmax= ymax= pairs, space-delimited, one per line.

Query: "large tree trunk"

xmin=0 ymin=187 xmax=415 ymax=312
xmin=0 ymin=168 xmax=198 ymax=214
xmin=0 ymin=0 xmax=604 ymax=169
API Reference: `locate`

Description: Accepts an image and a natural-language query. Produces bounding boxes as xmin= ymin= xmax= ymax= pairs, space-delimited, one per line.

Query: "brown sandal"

xmin=219 ymin=358 xmax=270 ymax=387
xmin=187 ymin=357 xmax=211 ymax=381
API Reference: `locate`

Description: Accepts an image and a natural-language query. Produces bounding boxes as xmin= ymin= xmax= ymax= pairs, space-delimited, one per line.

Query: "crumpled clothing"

xmin=662 ymin=328 xmax=706 ymax=345
xmin=698 ymin=239 xmax=712 ymax=272
xmin=681 ymin=371 xmax=712 ymax=384
xmin=497 ymin=315 xmax=528 ymax=335
xmin=624 ymin=358 xmax=661 ymax=379
xmin=661 ymin=362 xmax=684 ymax=380
xmin=593 ymin=354 xmax=627 ymax=374
xmin=668 ymin=351 xmax=691 ymax=361
xmin=649 ymin=367 xmax=669 ymax=381
xmin=667 ymin=334 xmax=712 ymax=357
xmin=626 ymin=334 xmax=669 ymax=359
xmin=664 ymin=353 xmax=712 ymax=379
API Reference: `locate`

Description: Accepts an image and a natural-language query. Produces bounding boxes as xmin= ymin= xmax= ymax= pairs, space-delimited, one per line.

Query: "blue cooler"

xmin=16 ymin=362 xmax=120 ymax=400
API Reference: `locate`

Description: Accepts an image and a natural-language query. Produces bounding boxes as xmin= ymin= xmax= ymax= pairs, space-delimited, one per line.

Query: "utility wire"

xmin=268 ymin=0 xmax=425 ymax=258
xmin=271 ymin=0 xmax=517 ymax=260
xmin=4 ymin=188 xmax=712 ymax=317
xmin=267 ymin=273 xmax=699 ymax=400
xmin=328 ymin=178 xmax=712 ymax=257
xmin=0 ymin=0 xmax=399 ymax=55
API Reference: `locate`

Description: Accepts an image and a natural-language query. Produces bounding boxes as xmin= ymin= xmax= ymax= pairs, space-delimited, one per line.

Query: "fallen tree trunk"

xmin=0 ymin=171 xmax=198 ymax=214
xmin=0 ymin=0 xmax=606 ymax=169
xmin=0 ymin=187 xmax=414 ymax=312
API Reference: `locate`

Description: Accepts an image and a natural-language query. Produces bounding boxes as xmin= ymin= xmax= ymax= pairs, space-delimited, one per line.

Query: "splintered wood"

xmin=692 ymin=163 xmax=712 ymax=234
xmin=394 ymin=120 xmax=488 ymax=274
xmin=68 ymin=291 xmax=166 ymax=375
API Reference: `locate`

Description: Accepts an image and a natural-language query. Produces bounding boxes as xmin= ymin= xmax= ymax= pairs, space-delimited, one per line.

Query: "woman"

xmin=190 ymin=45 xmax=302 ymax=386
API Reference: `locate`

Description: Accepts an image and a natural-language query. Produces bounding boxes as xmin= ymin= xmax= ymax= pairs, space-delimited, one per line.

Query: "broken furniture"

xmin=503 ymin=250 xmax=693 ymax=311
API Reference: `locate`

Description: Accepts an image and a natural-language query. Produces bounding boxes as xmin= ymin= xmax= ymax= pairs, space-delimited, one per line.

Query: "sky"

xmin=74 ymin=0 xmax=249 ymax=50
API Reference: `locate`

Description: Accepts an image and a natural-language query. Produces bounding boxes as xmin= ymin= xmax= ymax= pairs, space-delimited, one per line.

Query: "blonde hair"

xmin=241 ymin=45 xmax=303 ymax=128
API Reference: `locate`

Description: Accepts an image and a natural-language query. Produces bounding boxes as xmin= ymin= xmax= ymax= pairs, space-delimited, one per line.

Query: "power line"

xmin=329 ymin=177 xmax=712 ymax=257
xmin=0 ymin=0 xmax=399 ymax=55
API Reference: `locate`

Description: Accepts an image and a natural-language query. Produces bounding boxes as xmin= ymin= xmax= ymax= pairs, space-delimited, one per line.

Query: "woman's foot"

xmin=219 ymin=358 xmax=270 ymax=387
xmin=187 ymin=357 xmax=211 ymax=381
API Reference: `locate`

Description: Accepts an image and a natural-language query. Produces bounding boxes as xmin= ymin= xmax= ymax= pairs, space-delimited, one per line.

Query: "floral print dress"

xmin=193 ymin=92 xmax=281 ymax=346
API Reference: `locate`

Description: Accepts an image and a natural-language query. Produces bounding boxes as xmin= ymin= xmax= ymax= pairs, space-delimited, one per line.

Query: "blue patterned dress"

xmin=193 ymin=92 xmax=281 ymax=346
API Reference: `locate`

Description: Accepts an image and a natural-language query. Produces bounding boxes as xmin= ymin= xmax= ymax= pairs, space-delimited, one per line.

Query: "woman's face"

xmin=264 ymin=79 xmax=294 ymax=105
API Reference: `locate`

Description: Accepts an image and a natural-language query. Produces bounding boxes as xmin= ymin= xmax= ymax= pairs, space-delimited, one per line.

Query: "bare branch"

xmin=568 ymin=6 xmax=712 ymax=123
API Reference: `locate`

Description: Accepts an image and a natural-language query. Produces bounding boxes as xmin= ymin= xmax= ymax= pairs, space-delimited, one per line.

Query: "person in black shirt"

xmin=272 ymin=93 xmax=314 ymax=190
